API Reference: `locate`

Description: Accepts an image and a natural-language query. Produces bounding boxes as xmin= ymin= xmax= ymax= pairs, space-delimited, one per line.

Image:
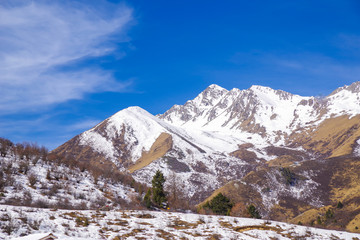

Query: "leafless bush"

xmin=4 ymin=163 xmax=13 ymax=174
xmin=74 ymin=201 xmax=88 ymax=210
xmin=0 ymin=169 xmax=5 ymax=191
xmin=56 ymin=197 xmax=73 ymax=210
xmin=22 ymin=190 xmax=32 ymax=206
xmin=0 ymin=137 xmax=13 ymax=157
xmin=18 ymin=161 xmax=30 ymax=174
xmin=5 ymin=173 xmax=15 ymax=187
xmin=48 ymin=183 xmax=61 ymax=196
xmin=28 ymin=219 xmax=41 ymax=230
xmin=3 ymin=216 xmax=16 ymax=235
xmin=33 ymin=199 xmax=49 ymax=208
xmin=28 ymin=174 xmax=37 ymax=187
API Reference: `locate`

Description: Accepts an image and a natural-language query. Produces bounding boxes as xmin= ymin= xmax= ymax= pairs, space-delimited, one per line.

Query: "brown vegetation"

xmin=128 ymin=132 xmax=172 ymax=173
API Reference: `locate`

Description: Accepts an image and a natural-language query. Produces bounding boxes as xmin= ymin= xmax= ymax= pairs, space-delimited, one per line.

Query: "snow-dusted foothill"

xmin=0 ymin=140 xmax=142 ymax=212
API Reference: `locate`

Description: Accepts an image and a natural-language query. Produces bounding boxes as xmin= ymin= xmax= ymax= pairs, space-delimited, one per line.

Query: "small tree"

xmin=144 ymin=189 xmax=152 ymax=208
xmin=247 ymin=204 xmax=261 ymax=219
xmin=152 ymin=170 xmax=167 ymax=207
xmin=325 ymin=209 xmax=334 ymax=219
xmin=204 ymin=193 xmax=233 ymax=216
xmin=279 ymin=167 xmax=296 ymax=186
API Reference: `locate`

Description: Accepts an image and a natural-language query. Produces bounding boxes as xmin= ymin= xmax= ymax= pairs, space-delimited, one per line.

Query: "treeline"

xmin=0 ymin=138 xmax=48 ymax=162
xmin=0 ymin=137 xmax=145 ymax=193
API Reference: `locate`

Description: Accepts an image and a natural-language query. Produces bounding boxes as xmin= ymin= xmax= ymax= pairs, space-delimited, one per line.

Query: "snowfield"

xmin=2 ymin=205 xmax=360 ymax=240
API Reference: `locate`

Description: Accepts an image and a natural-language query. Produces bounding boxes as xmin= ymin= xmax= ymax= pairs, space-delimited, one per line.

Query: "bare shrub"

xmin=22 ymin=190 xmax=32 ymax=206
xmin=0 ymin=137 xmax=13 ymax=157
xmin=33 ymin=199 xmax=49 ymax=208
xmin=28 ymin=174 xmax=37 ymax=187
xmin=48 ymin=183 xmax=61 ymax=196
xmin=18 ymin=161 xmax=30 ymax=174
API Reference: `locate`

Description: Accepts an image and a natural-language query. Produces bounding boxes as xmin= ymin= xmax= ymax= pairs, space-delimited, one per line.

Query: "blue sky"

xmin=1 ymin=0 xmax=360 ymax=149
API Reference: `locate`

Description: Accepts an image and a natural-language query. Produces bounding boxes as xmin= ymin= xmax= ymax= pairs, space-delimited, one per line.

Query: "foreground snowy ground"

xmin=1 ymin=205 xmax=360 ymax=240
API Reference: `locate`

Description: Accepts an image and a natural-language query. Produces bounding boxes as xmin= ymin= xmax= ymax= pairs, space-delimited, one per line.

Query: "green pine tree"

xmin=247 ymin=204 xmax=261 ymax=219
xmin=144 ymin=189 xmax=152 ymax=208
xmin=208 ymin=193 xmax=233 ymax=215
xmin=152 ymin=170 xmax=167 ymax=207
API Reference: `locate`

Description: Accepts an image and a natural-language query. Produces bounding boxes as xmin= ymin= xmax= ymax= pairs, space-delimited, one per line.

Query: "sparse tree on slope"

xmin=152 ymin=170 xmax=167 ymax=207
xmin=144 ymin=189 xmax=152 ymax=208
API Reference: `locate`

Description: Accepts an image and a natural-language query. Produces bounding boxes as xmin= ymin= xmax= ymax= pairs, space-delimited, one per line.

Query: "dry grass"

xmin=128 ymin=133 xmax=172 ymax=173
xmin=107 ymin=219 xmax=128 ymax=226
xmin=230 ymin=148 xmax=257 ymax=162
xmin=167 ymin=218 xmax=201 ymax=230
xmin=330 ymin=160 xmax=360 ymax=204
xmin=155 ymin=229 xmax=176 ymax=239
xmin=219 ymin=220 xmax=233 ymax=229
xmin=267 ymin=155 xmax=297 ymax=168
xmin=119 ymin=228 xmax=145 ymax=238
xmin=299 ymin=115 xmax=360 ymax=157
xmin=233 ymin=225 xmax=283 ymax=233
xmin=198 ymin=179 xmax=262 ymax=211
xmin=135 ymin=213 xmax=154 ymax=219
xmin=347 ymin=213 xmax=360 ymax=233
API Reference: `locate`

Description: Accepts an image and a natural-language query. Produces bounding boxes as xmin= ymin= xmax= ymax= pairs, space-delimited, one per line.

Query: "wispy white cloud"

xmin=0 ymin=0 xmax=134 ymax=113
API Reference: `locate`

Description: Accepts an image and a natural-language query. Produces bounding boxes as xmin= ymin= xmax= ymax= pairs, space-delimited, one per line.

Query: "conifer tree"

xmin=152 ymin=170 xmax=167 ymax=207
xmin=208 ymin=193 xmax=233 ymax=215
xmin=144 ymin=189 xmax=152 ymax=208
xmin=247 ymin=204 xmax=261 ymax=219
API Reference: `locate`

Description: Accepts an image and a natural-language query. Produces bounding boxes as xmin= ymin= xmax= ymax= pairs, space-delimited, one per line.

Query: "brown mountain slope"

xmin=198 ymin=115 xmax=360 ymax=232
xmin=199 ymin=155 xmax=360 ymax=232
xmin=289 ymin=115 xmax=360 ymax=157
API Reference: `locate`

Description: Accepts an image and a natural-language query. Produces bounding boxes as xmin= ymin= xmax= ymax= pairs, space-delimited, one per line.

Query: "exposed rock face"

xmin=53 ymin=82 xmax=360 ymax=230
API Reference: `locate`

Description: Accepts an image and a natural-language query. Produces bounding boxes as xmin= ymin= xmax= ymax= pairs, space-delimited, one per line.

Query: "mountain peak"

xmin=192 ymin=84 xmax=228 ymax=107
xmin=345 ymin=81 xmax=360 ymax=93
xmin=206 ymin=84 xmax=227 ymax=91
xmin=329 ymin=81 xmax=360 ymax=96
xmin=249 ymin=85 xmax=273 ymax=91
xmin=114 ymin=106 xmax=154 ymax=119
xmin=124 ymin=106 xmax=148 ymax=113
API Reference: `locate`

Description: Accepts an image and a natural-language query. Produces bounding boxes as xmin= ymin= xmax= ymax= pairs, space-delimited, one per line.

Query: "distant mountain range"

xmin=52 ymin=81 xmax=360 ymax=232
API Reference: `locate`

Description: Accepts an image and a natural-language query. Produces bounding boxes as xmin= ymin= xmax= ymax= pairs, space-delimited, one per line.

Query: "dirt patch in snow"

xmin=128 ymin=133 xmax=173 ymax=173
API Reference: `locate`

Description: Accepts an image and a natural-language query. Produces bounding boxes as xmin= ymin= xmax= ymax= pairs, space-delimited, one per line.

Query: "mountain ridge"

xmin=51 ymin=81 xmax=360 ymax=232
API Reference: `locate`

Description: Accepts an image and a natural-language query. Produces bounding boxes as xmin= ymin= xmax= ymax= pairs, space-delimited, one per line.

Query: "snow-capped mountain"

xmin=52 ymin=82 xmax=360 ymax=232
xmin=54 ymin=106 xmax=258 ymax=202
xmin=159 ymin=81 xmax=360 ymax=143
xmin=53 ymin=82 xmax=360 ymax=196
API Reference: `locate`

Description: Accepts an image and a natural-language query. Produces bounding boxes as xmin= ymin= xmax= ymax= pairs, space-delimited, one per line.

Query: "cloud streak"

xmin=0 ymin=0 xmax=134 ymax=113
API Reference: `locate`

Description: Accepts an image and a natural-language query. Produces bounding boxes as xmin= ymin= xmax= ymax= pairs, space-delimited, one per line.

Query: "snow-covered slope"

xmin=55 ymin=106 xmax=259 ymax=202
xmin=160 ymin=82 xmax=360 ymax=143
xmin=326 ymin=82 xmax=360 ymax=117
xmin=3 ymin=205 xmax=360 ymax=240
xmin=0 ymin=142 xmax=140 ymax=211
